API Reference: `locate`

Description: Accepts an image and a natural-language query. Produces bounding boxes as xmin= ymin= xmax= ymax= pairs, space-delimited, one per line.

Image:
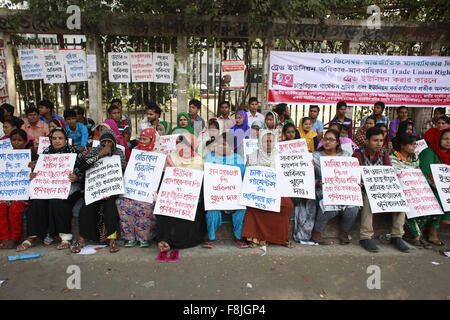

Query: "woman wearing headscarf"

xmin=250 ymin=120 xmax=264 ymax=139
xmin=16 ymin=127 xmax=91 ymax=251
xmin=114 ymin=128 xmax=160 ymax=248
xmin=241 ymin=130 xmax=294 ymax=248
xmin=71 ymin=129 xmax=127 ymax=254
xmin=172 ymin=112 xmax=195 ymax=135
xmin=156 ymin=132 xmax=206 ymax=257
xmin=156 ymin=121 xmax=171 ymax=137
xmin=419 ymin=128 xmax=450 ymax=246
xmin=298 ymin=117 xmax=318 ymax=152
xmin=102 ymin=119 xmax=130 ymax=159
xmin=228 ymin=110 xmax=250 ymax=158
xmin=264 ymin=111 xmax=280 ymax=139
xmin=197 ymin=118 xmax=222 ymax=159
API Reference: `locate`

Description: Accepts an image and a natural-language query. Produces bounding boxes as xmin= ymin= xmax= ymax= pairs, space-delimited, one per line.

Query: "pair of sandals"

xmin=16 ymin=237 xmax=70 ymax=251
xmin=71 ymin=239 xmax=119 ymax=253
xmin=156 ymin=250 xmax=179 ymax=262
xmin=407 ymin=238 xmax=433 ymax=249
xmin=124 ymin=240 xmax=149 ymax=248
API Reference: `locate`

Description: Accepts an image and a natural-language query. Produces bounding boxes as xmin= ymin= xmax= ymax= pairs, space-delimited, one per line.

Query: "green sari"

xmin=172 ymin=112 xmax=195 ymax=135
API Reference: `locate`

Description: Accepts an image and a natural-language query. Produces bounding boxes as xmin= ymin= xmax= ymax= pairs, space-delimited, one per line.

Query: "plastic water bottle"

xmin=43 ymin=233 xmax=53 ymax=245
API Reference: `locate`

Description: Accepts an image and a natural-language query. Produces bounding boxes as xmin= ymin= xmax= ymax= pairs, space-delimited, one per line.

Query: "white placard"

xmin=0 ymin=139 xmax=12 ymax=150
xmin=108 ymin=52 xmax=130 ymax=83
xmin=29 ymin=153 xmax=76 ymax=199
xmin=341 ymin=142 xmax=354 ymax=155
xmin=154 ymin=167 xmax=203 ymax=222
xmin=397 ymin=169 xmax=444 ymax=219
xmin=221 ymin=60 xmax=245 ymax=89
xmin=153 ymin=53 xmax=174 ymax=84
xmin=18 ymin=49 xmax=44 ymax=80
xmin=42 ymin=50 xmax=66 ymax=84
xmin=243 ymin=138 xmax=258 ymax=164
xmin=430 ymin=164 xmax=450 ymax=212
xmin=239 ymin=166 xmax=281 ymax=212
xmin=87 ymin=54 xmax=97 ymax=72
xmin=320 ymin=156 xmax=363 ymax=206
xmin=84 ymin=155 xmax=124 ymax=206
xmin=38 ymin=137 xmax=72 ymax=154
xmin=0 ymin=150 xmax=31 ymax=200
xmin=415 ymin=139 xmax=428 ymax=155
xmin=130 ymin=52 xmax=153 ymax=82
xmin=92 ymin=139 xmax=125 ymax=153
xmin=361 ymin=166 xmax=409 ymax=213
xmin=203 ymin=162 xmax=245 ymax=211
xmin=157 ymin=134 xmax=180 ymax=155
xmin=63 ymin=50 xmax=88 ymax=82
xmin=276 ymin=138 xmax=308 ymax=154
xmin=277 ymin=152 xmax=315 ymax=199
xmin=124 ymin=150 xmax=166 ymax=203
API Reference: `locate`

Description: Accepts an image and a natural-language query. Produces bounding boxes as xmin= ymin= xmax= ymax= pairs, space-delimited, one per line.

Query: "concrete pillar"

xmin=176 ymin=35 xmax=188 ymax=114
xmin=86 ymin=34 xmax=103 ymax=124
xmin=261 ymin=38 xmax=274 ymax=115
xmin=0 ymin=32 xmax=17 ymax=106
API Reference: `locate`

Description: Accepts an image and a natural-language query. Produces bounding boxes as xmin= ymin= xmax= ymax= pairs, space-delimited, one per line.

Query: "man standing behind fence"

xmin=188 ymin=99 xmax=205 ymax=136
xmin=329 ymin=101 xmax=353 ymax=139
xmin=136 ymin=102 xmax=172 ymax=139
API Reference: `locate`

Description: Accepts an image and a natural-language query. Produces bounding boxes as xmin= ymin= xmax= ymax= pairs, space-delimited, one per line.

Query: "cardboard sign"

xmin=430 ymin=164 xmax=450 ymax=212
xmin=18 ymin=49 xmax=44 ymax=80
xmin=157 ymin=134 xmax=180 ymax=155
xmin=42 ymin=50 xmax=66 ymax=84
xmin=108 ymin=52 xmax=131 ymax=83
xmin=0 ymin=150 xmax=31 ymax=200
xmin=361 ymin=166 xmax=409 ymax=213
xmin=29 ymin=153 xmax=76 ymax=199
xmin=276 ymin=139 xmax=308 ymax=154
xmin=38 ymin=137 xmax=72 ymax=154
xmin=130 ymin=52 xmax=153 ymax=82
xmin=243 ymin=138 xmax=258 ymax=164
xmin=63 ymin=50 xmax=88 ymax=82
xmin=0 ymin=139 xmax=12 ymax=150
xmin=277 ymin=153 xmax=315 ymax=199
xmin=203 ymin=162 xmax=245 ymax=211
xmin=124 ymin=150 xmax=166 ymax=203
xmin=239 ymin=166 xmax=281 ymax=212
xmin=154 ymin=167 xmax=203 ymax=222
xmin=320 ymin=156 xmax=363 ymax=206
xmin=91 ymin=139 xmax=125 ymax=154
xmin=84 ymin=155 xmax=124 ymax=205
xmin=414 ymin=139 xmax=428 ymax=155
xmin=153 ymin=53 xmax=174 ymax=84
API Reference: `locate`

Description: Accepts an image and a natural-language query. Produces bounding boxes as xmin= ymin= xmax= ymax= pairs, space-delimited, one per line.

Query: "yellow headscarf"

xmin=298 ymin=117 xmax=317 ymax=152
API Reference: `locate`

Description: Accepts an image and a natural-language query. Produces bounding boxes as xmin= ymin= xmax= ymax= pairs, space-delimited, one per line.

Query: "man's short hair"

xmin=366 ymin=127 xmax=384 ymax=140
xmin=145 ymin=102 xmax=162 ymax=115
xmin=435 ymin=107 xmax=446 ymax=115
xmin=110 ymin=98 xmax=122 ymax=106
xmin=63 ymin=109 xmax=77 ymax=119
xmin=397 ymin=106 xmax=408 ymax=114
xmin=25 ymin=106 xmax=39 ymax=115
xmin=1 ymin=103 xmax=15 ymax=115
xmin=274 ymin=103 xmax=288 ymax=116
xmin=219 ymin=101 xmax=230 ymax=108
xmin=189 ymin=99 xmax=201 ymax=109
xmin=374 ymin=101 xmax=385 ymax=111
xmin=310 ymin=105 xmax=320 ymax=112
xmin=73 ymin=106 xmax=86 ymax=117
xmin=38 ymin=100 xmax=54 ymax=111
xmin=107 ymin=104 xmax=120 ymax=114
xmin=248 ymin=97 xmax=258 ymax=105
xmin=336 ymin=101 xmax=347 ymax=110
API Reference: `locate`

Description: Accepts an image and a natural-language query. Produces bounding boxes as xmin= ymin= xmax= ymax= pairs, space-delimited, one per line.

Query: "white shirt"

xmin=247 ymin=111 xmax=265 ymax=126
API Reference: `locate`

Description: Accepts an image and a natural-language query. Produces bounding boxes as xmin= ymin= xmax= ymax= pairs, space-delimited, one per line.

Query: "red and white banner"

xmin=269 ymin=51 xmax=450 ymax=106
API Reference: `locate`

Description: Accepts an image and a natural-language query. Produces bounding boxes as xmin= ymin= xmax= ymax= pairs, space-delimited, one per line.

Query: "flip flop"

xmin=233 ymin=240 xmax=249 ymax=249
xmin=427 ymin=239 xmax=445 ymax=246
xmin=156 ymin=251 xmax=168 ymax=262
xmin=167 ymin=250 xmax=179 ymax=262
xmin=202 ymin=241 xmax=214 ymax=249
xmin=124 ymin=240 xmax=138 ymax=248
xmin=139 ymin=241 xmax=150 ymax=248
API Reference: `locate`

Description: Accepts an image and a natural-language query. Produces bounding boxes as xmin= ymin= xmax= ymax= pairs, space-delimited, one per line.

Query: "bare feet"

xmin=158 ymin=241 xmax=170 ymax=253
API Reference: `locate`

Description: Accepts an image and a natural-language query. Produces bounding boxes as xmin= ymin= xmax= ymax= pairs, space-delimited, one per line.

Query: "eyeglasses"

xmin=323 ymin=137 xmax=337 ymax=142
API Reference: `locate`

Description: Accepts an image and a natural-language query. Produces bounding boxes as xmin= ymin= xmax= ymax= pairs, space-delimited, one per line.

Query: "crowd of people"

xmin=0 ymin=98 xmax=448 ymax=259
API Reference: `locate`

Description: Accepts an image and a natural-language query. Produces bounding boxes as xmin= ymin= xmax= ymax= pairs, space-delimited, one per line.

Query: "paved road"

xmin=1 ymin=235 xmax=449 ymax=300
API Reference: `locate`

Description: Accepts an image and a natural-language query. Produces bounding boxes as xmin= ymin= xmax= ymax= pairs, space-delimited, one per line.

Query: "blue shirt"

xmin=66 ymin=122 xmax=88 ymax=149
xmin=39 ymin=113 xmax=66 ymax=126
xmin=205 ymin=152 xmax=246 ymax=178
xmin=311 ymin=119 xmax=324 ymax=135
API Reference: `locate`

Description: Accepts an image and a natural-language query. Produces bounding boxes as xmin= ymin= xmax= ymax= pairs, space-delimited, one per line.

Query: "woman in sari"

xmin=241 ymin=130 xmax=294 ymax=248
xmin=17 ymin=127 xmax=90 ymax=251
xmin=228 ymin=110 xmax=250 ymax=158
xmin=172 ymin=112 xmax=195 ymax=135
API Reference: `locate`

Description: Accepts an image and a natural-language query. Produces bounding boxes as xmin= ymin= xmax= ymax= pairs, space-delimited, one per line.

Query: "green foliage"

xmin=188 ymin=84 xmax=200 ymax=100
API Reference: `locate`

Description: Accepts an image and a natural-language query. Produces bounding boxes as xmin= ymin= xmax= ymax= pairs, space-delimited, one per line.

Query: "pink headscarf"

xmin=102 ymin=119 xmax=130 ymax=159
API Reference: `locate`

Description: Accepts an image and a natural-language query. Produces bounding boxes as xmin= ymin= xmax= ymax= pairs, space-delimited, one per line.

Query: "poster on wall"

xmin=221 ymin=60 xmax=245 ymax=89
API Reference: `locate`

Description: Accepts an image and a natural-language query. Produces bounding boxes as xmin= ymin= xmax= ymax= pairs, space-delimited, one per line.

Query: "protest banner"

xmin=276 ymin=138 xmax=308 ymax=154
xmin=108 ymin=52 xmax=130 ymax=83
xmin=243 ymin=138 xmax=258 ymax=163
xmin=130 ymin=52 xmax=153 ymax=82
xmin=0 ymin=138 xmax=12 ymax=150
xmin=397 ymin=169 xmax=443 ymax=219
xmin=269 ymin=51 xmax=450 ymax=106
xmin=85 ymin=155 xmax=124 ymax=205
xmin=203 ymin=163 xmax=245 ymax=211
xmin=430 ymin=164 xmax=450 ymax=212
xmin=414 ymin=139 xmax=428 ymax=155
xmin=38 ymin=137 xmax=72 ymax=154
xmin=0 ymin=150 xmax=31 ymax=200
xmin=239 ymin=166 xmax=281 ymax=212
xmin=361 ymin=166 xmax=409 ymax=213
xmin=29 ymin=153 xmax=76 ymax=199
xmin=42 ymin=50 xmax=66 ymax=84
xmin=124 ymin=150 xmax=166 ymax=203
xmin=221 ymin=60 xmax=245 ymax=89
xmin=153 ymin=53 xmax=174 ymax=84
xmin=63 ymin=50 xmax=88 ymax=82
xmin=277 ymin=153 xmax=315 ymax=199
xmin=320 ymin=156 xmax=363 ymax=206
xmin=154 ymin=167 xmax=203 ymax=222
xmin=157 ymin=134 xmax=180 ymax=155
xmin=18 ymin=49 xmax=44 ymax=80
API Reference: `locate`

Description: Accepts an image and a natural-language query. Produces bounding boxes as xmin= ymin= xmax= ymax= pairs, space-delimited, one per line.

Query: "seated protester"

xmin=71 ymin=129 xmax=127 ymax=254
xmin=0 ymin=129 xmax=31 ymax=249
xmin=111 ymin=98 xmax=132 ymax=135
xmin=340 ymin=124 xmax=350 ymax=139
xmin=311 ymin=129 xmax=359 ymax=245
xmin=172 ymin=112 xmax=195 ymax=135
xmin=419 ymin=128 xmax=450 ymax=246
xmin=396 ymin=120 xmax=415 ymax=136
xmin=38 ymin=99 xmax=65 ymax=126
xmin=375 ymin=123 xmax=391 ymax=154
xmin=250 ymin=120 xmax=264 ymax=139
xmin=157 ymin=133 xmax=206 ymax=256
xmin=389 ymin=106 xmax=416 ymax=141
xmin=353 ymin=127 xmax=409 ymax=252
xmin=423 ymin=115 xmax=450 ymax=146
xmin=228 ymin=110 xmax=250 ymax=159
xmin=264 ymin=111 xmax=280 ymax=138
xmin=21 ymin=106 xmax=49 ymax=153
xmin=115 ymin=128 xmax=160 ymax=249
xmin=1 ymin=103 xmax=24 ymax=128
xmin=102 ymin=119 xmax=130 ymax=160
xmin=282 ymin=123 xmax=316 ymax=243
xmin=1 ymin=119 xmax=32 ymax=147
xmin=10 ymin=128 xmax=37 ymax=161
xmin=73 ymin=106 xmax=96 ymax=140
xmin=241 ymin=130 xmax=294 ymax=248
xmin=156 ymin=121 xmax=171 ymax=137
xmin=298 ymin=117 xmax=318 ymax=152
xmin=317 ymin=123 xmax=357 ymax=152
xmin=107 ymin=104 xmax=131 ymax=143
xmin=274 ymin=103 xmax=294 ymax=129
xmin=197 ymin=118 xmax=222 ymax=158
xmin=353 ymin=115 xmax=376 ymax=149
xmin=390 ymin=133 xmax=433 ymax=249
xmin=137 ymin=102 xmax=172 ymax=139
xmin=17 ymin=128 xmax=89 ymax=251
xmin=64 ymin=109 xmax=88 ymax=152
xmin=203 ymin=132 xmax=249 ymax=249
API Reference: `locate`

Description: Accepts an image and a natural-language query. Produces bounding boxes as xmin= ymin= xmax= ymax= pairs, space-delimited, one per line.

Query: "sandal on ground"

xmin=16 ymin=237 xmax=37 ymax=252
xmin=284 ymin=240 xmax=294 ymax=248
xmin=71 ymin=240 xmax=86 ymax=253
xmin=0 ymin=239 xmax=18 ymax=249
xmin=124 ymin=240 xmax=138 ymax=248
xmin=57 ymin=240 xmax=71 ymax=250
xmin=156 ymin=251 xmax=168 ymax=262
xmin=233 ymin=239 xmax=249 ymax=249
xmin=420 ymin=239 xmax=433 ymax=249
xmin=427 ymin=238 xmax=445 ymax=246
xmin=406 ymin=238 xmax=423 ymax=248
xmin=167 ymin=250 xmax=179 ymax=262
xmin=139 ymin=241 xmax=150 ymax=248
xmin=109 ymin=240 xmax=120 ymax=253
xmin=202 ymin=240 xmax=214 ymax=248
